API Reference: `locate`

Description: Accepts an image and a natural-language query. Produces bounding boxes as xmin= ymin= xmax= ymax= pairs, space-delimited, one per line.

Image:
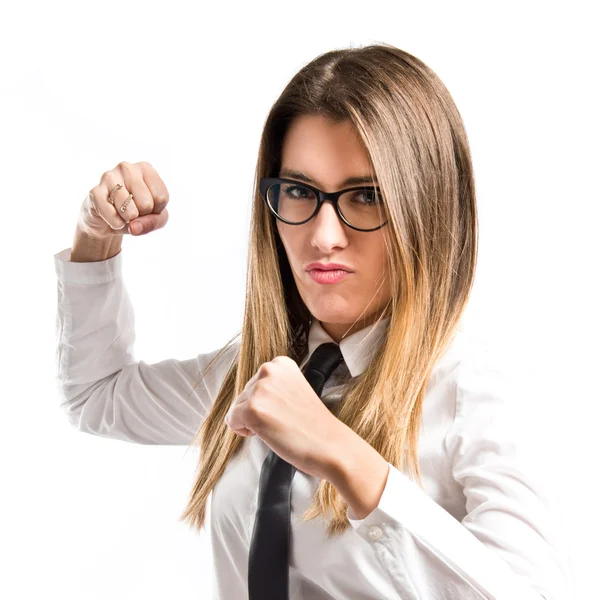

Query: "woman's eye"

xmin=284 ymin=185 xmax=313 ymax=199
xmin=354 ymin=190 xmax=380 ymax=204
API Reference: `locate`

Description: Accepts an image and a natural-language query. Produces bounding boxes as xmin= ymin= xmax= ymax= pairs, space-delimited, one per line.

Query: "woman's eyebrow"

xmin=278 ymin=168 xmax=378 ymax=187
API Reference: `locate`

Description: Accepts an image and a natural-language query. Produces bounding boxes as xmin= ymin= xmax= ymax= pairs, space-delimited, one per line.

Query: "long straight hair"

xmin=179 ymin=42 xmax=478 ymax=538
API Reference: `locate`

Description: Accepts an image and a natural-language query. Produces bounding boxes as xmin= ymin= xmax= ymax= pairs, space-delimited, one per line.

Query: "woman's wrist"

xmin=70 ymin=227 xmax=123 ymax=262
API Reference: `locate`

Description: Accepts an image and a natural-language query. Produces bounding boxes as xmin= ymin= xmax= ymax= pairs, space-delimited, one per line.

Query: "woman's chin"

xmin=308 ymin=307 xmax=354 ymax=324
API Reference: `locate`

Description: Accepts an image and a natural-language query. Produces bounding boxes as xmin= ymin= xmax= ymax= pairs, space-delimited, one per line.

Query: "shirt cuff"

xmin=54 ymin=247 xmax=122 ymax=285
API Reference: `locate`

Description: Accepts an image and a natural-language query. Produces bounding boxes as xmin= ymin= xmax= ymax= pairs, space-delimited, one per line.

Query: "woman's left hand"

xmin=225 ymin=356 xmax=344 ymax=480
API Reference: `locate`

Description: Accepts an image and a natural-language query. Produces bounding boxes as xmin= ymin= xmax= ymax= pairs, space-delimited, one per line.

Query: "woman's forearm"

xmin=325 ymin=424 xmax=390 ymax=520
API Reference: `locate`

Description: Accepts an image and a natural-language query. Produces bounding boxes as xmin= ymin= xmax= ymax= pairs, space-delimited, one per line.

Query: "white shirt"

xmin=54 ymin=246 xmax=572 ymax=600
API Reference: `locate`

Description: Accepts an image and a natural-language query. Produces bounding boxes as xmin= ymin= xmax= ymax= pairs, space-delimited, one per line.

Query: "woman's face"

xmin=276 ymin=114 xmax=392 ymax=342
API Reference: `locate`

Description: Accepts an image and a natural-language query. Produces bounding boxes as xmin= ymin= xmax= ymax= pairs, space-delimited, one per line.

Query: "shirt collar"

xmin=306 ymin=316 xmax=391 ymax=377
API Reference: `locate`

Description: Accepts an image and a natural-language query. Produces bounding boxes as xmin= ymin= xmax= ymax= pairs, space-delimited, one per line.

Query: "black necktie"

xmin=247 ymin=342 xmax=345 ymax=600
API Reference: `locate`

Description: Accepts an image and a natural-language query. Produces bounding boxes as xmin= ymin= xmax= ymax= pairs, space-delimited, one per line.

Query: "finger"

xmin=129 ymin=207 xmax=169 ymax=236
xmin=96 ymin=170 xmax=140 ymax=226
xmin=245 ymin=360 xmax=274 ymax=389
xmin=90 ymin=179 xmax=134 ymax=231
xmin=228 ymin=425 xmax=255 ymax=437
xmin=225 ymin=411 xmax=255 ymax=437
xmin=244 ymin=370 xmax=261 ymax=390
xmin=225 ymin=399 xmax=246 ymax=431
xmin=118 ymin=161 xmax=155 ymax=217
xmin=138 ymin=161 xmax=169 ymax=214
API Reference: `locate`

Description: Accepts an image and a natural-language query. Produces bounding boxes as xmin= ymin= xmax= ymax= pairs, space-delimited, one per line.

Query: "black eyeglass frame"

xmin=259 ymin=177 xmax=388 ymax=232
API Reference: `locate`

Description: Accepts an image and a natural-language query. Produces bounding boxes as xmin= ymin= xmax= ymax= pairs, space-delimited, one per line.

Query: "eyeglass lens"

xmin=266 ymin=182 xmax=385 ymax=229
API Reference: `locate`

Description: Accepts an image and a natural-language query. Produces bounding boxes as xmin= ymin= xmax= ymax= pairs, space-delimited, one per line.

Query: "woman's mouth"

xmin=307 ymin=269 xmax=352 ymax=284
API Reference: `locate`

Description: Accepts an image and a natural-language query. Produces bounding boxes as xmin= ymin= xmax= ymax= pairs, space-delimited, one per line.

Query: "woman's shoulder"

xmin=434 ymin=327 xmax=535 ymax=387
xmin=434 ymin=327 xmax=548 ymax=440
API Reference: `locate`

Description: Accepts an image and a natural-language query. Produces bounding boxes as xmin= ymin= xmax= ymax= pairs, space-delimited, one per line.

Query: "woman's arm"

xmin=326 ymin=361 xmax=572 ymax=600
xmin=54 ymin=246 xmax=238 ymax=445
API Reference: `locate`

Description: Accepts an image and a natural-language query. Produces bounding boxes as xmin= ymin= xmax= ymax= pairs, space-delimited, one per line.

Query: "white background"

xmin=1 ymin=1 xmax=596 ymax=598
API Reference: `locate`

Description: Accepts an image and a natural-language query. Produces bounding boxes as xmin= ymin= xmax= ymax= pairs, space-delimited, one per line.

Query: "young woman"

xmin=54 ymin=43 xmax=570 ymax=599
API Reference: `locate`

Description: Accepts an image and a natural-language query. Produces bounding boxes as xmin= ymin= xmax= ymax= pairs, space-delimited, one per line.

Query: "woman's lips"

xmin=307 ymin=269 xmax=352 ymax=284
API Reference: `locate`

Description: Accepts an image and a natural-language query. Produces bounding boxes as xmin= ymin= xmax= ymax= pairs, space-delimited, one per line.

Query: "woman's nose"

xmin=310 ymin=200 xmax=348 ymax=245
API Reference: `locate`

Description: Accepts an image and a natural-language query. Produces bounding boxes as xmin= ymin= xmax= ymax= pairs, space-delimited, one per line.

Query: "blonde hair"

xmin=179 ymin=42 xmax=478 ymax=538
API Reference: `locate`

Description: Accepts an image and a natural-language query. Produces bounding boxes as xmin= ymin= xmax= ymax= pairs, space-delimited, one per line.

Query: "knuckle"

xmin=119 ymin=162 xmax=136 ymax=177
xmin=258 ymin=363 xmax=273 ymax=377
xmin=272 ymin=355 xmax=290 ymax=365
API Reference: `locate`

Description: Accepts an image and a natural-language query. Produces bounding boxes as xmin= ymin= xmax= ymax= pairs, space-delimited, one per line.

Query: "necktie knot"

xmin=302 ymin=342 xmax=345 ymax=397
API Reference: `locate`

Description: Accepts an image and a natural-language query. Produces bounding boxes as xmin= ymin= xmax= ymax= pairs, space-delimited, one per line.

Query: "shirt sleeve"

xmin=345 ymin=359 xmax=573 ymax=600
xmin=54 ymin=246 xmax=239 ymax=445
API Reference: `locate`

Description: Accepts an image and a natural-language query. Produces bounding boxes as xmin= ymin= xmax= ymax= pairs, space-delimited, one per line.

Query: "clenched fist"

xmin=77 ymin=161 xmax=170 ymax=239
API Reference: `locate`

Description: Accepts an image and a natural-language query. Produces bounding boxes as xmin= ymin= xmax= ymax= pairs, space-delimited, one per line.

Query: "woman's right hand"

xmin=77 ymin=161 xmax=170 ymax=240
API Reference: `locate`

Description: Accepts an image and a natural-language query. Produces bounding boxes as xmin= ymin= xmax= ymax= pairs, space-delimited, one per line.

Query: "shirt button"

xmin=368 ymin=525 xmax=382 ymax=540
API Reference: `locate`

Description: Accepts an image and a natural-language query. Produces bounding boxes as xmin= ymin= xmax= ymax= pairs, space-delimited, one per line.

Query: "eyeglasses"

xmin=259 ymin=177 xmax=388 ymax=232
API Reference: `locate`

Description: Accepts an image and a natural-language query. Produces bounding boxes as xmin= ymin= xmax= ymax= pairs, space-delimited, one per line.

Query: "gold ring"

xmin=108 ymin=183 xmax=123 ymax=206
xmin=120 ymin=193 xmax=133 ymax=213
